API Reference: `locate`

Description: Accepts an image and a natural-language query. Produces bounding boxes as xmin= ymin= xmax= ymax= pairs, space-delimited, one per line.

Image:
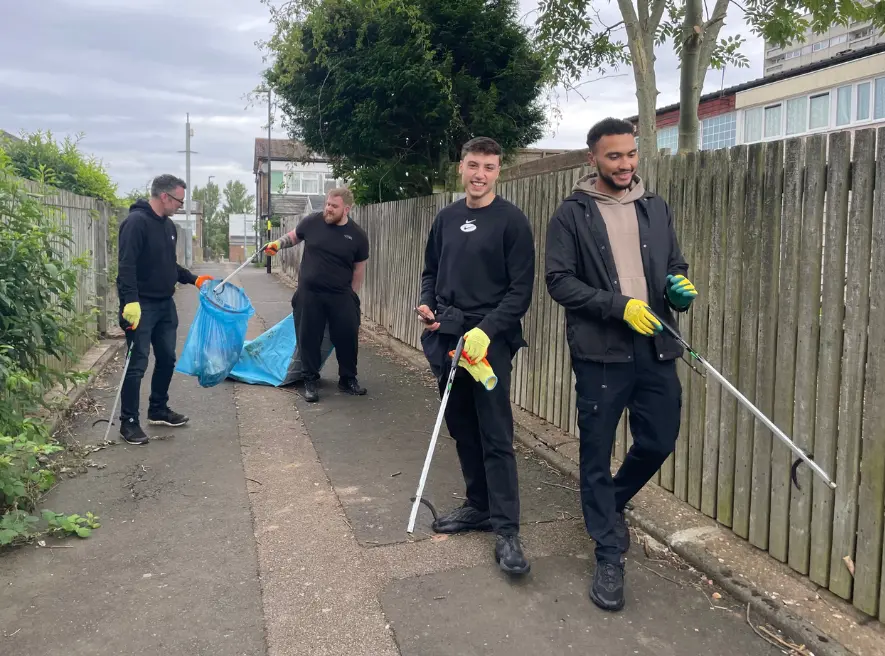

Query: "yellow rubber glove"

xmin=122 ymin=302 xmax=141 ymax=331
xmin=449 ymin=350 xmax=498 ymax=391
xmin=623 ymin=299 xmax=661 ymax=336
xmin=462 ymin=327 xmax=490 ymax=365
xmin=263 ymin=240 xmax=282 ymax=256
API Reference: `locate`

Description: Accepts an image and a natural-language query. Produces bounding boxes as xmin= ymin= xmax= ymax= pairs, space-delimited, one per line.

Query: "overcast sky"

xmin=0 ymin=0 xmax=765 ymax=196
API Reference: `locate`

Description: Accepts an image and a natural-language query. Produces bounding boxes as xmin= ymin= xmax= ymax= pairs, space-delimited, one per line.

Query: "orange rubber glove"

xmin=195 ymin=275 xmax=214 ymax=289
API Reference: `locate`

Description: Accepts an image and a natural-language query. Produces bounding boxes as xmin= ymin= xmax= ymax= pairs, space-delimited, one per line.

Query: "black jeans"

xmin=574 ymin=334 xmax=682 ymax=564
xmin=422 ymin=331 xmax=521 ymax=535
xmin=297 ymin=287 xmax=360 ymax=381
xmin=120 ymin=298 xmax=179 ymax=422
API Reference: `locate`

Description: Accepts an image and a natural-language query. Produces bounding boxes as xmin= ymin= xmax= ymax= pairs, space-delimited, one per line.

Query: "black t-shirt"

xmin=419 ymin=195 xmax=535 ymax=337
xmin=296 ymin=212 xmax=369 ymax=293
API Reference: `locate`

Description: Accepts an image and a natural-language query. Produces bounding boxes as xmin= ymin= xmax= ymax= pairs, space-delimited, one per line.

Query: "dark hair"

xmin=461 ymin=136 xmax=502 ymax=160
xmin=586 ymin=118 xmax=636 ymax=151
xmin=151 ymin=174 xmax=187 ymax=198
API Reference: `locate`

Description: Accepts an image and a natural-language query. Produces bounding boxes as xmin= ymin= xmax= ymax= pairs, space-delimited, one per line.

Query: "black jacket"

xmin=544 ymin=188 xmax=689 ymax=363
xmin=116 ymin=199 xmax=197 ymax=304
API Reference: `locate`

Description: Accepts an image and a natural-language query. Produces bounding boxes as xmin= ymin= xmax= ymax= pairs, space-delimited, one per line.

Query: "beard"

xmin=599 ymin=169 xmax=634 ymax=191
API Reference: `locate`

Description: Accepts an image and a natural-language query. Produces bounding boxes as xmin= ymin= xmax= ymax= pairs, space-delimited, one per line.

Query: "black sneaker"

xmin=590 ymin=561 xmax=626 ymax=611
xmin=431 ymin=504 xmax=493 ymax=534
xmin=148 ymin=407 xmax=189 ymax=427
xmin=338 ymin=377 xmax=367 ymax=396
xmin=495 ymin=534 xmax=531 ymax=575
xmin=304 ymin=379 xmax=319 ymax=403
xmin=615 ymin=512 xmax=630 ymax=553
xmin=120 ymin=418 xmax=149 ymax=446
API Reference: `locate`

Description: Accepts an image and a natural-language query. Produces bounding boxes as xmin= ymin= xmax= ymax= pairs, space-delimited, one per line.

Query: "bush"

xmin=0 ymin=151 xmax=99 ymax=546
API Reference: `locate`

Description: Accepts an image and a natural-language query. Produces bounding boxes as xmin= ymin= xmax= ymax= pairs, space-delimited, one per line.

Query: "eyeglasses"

xmin=165 ymin=192 xmax=184 ymax=204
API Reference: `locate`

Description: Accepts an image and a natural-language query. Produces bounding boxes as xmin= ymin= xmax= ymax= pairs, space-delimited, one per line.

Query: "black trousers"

xmin=422 ymin=331 xmax=520 ymax=535
xmin=119 ymin=297 xmax=179 ymax=421
xmin=297 ymin=287 xmax=360 ymax=381
xmin=573 ymin=335 xmax=682 ymax=564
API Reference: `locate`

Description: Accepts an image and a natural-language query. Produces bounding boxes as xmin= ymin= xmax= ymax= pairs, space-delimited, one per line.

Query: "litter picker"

xmin=213 ymin=249 xmax=263 ymax=295
xmin=92 ymin=341 xmax=134 ymax=441
xmin=649 ymin=309 xmax=836 ymax=491
xmin=406 ymin=335 xmax=466 ymax=534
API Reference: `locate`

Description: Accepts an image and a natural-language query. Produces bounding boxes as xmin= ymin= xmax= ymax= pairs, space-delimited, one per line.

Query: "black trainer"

xmin=590 ymin=561 xmax=626 ymax=611
xmin=615 ymin=512 xmax=630 ymax=553
xmin=431 ymin=504 xmax=492 ymax=534
xmin=304 ymin=379 xmax=319 ymax=403
xmin=120 ymin=418 xmax=149 ymax=446
xmin=495 ymin=534 xmax=531 ymax=575
xmin=338 ymin=377 xmax=367 ymax=396
xmin=148 ymin=407 xmax=189 ymax=427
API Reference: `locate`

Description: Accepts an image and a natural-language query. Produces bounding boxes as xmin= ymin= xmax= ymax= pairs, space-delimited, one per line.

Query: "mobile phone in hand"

xmin=414 ymin=307 xmax=434 ymax=325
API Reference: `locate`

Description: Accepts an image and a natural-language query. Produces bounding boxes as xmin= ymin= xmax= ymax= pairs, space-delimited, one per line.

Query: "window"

xmin=656 ymin=126 xmax=678 ymax=153
xmin=809 ymin=93 xmax=830 ymax=130
xmin=271 ymin=171 xmax=285 ymax=192
xmin=764 ymin=104 xmax=782 ymax=138
xmin=836 ymin=86 xmax=852 ymax=126
xmin=831 ymin=34 xmax=848 ymax=47
xmin=785 ymin=49 xmax=801 ymax=60
xmin=812 ymin=40 xmax=829 ymax=52
xmin=324 ymin=176 xmax=339 ymax=193
xmin=786 ymin=97 xmax=807 ymax=135
xmin=701 ymin=112 xmax=736 ymax=150
xmin=301 ymin=172 xmax=320 ymax=194
xmin=875 ymin=77 xmax=885 ymax=120
xmin=857 ymin=82 xmax=871 ymax=121
xmin=743 ymin=107 xmax=763 ymax=143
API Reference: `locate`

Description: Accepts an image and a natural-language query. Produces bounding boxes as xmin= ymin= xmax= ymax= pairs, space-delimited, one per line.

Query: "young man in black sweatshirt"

xmin=116 ymin=174 xmax=214 ymax=446
xmin=417 ymin=137 xmax=535 ymax=575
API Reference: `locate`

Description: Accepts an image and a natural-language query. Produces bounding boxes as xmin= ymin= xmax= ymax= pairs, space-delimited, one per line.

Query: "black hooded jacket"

xmin=544 ymin=175 xmax=690 ymax=364
xmin=116 ymin=199 xmax=197 ymax=304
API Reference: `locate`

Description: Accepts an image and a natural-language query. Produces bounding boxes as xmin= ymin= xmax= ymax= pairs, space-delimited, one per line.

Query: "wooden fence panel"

xmin=812 ymin=131 xmax=852 ymax=589
xmin=749 ymin=140 xmax=784 ymax=549
xmin=788 ymin=133 xmax=827 ymax=574
xmin=701 ymin=148 xmax=729 ymax=517
xmin=836 ymin=128 xmax=879 ymax=610
xmin=717 ymin=146 xmax=747 ymax=527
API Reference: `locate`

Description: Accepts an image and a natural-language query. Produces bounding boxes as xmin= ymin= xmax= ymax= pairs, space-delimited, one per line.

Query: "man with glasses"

xmin=116 ymin=174 xmax=214 ymax=445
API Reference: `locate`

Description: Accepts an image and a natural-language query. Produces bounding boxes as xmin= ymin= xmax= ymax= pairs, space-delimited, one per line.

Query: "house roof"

xmin=253 ymin=138 xmax=327 ymax=173
xmin=628 ymin=42 xmax=885 ymax=121
xmin=270 ymin=193 xmax=310 ymax=217
xmin=0 ymin=129 xmax=22 ymax=143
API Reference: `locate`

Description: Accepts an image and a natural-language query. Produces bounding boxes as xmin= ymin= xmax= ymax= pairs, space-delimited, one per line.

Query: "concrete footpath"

xmin=0 ymin=262 xmax=861 ymax=655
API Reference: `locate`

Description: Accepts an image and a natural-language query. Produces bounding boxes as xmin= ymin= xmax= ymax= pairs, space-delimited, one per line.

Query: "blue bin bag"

xmin=228 ymin=312 xmax=334 ymax=387
xmin=176 ymin=282 xmax=255 ymax=387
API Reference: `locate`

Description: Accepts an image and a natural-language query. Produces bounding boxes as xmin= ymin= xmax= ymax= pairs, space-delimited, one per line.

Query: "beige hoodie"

xmin=573 ymin=173 xmax=648 ymax=303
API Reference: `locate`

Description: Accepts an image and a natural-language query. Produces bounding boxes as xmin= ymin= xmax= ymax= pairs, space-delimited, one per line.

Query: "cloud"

xmin=0 ymin=0 xmax=766 ymax=194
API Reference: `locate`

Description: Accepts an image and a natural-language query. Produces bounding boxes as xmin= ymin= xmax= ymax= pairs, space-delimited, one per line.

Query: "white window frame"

xmin=738 ymin=74 xmax=885 ymax=145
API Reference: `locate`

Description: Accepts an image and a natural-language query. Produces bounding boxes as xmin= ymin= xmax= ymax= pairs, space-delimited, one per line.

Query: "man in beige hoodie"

xmin=545 ymin=118 xmax=698 ymax=612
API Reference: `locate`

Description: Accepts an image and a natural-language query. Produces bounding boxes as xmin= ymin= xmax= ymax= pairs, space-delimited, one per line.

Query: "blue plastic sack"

xmin=176 ymin=281 xmax=255 ymax=387
xmin=228 ymin=312 xmax=334 ymax=387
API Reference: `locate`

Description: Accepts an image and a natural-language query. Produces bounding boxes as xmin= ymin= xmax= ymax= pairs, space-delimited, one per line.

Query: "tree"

xmin=222 ymin=180 xmax=255 ymax=215
xmin=535 ymin=1 xmax=883 ymax=154
xmin=192 ymin=181 xmax=226 ymax=260
xmin=262 ymin=0 xmax=548 ymax=203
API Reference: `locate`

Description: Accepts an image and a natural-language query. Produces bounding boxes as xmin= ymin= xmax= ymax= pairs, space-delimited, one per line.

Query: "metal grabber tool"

xmin=212 ymin=249 xmax=263 ymax=295
xmin=649 ymin=309 xmax=836 ymax=491
xmin=92 ymin=341 xmax=134 ymax=441
xmin=407 ymin=335 xmax=466 ymax=534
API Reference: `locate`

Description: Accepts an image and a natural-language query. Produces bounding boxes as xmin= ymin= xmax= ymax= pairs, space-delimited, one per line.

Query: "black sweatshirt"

xmin=116 ymin=199 xmax=197 ymax=304
xmin=420 ymin=195 xmax=535 ymax=339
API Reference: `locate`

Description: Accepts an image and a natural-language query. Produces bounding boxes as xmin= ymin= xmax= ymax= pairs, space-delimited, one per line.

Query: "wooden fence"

xmin=320 ymin=128 xmax=885 ymax=620
xmin=15 ymin=179 xmax=118 ymax=368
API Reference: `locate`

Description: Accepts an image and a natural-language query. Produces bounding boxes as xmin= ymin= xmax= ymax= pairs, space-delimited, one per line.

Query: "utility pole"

xmin=266 ymin=89 xmax=273 ymax=274
xmin=179 ymin=115 xmax=197 ymax=267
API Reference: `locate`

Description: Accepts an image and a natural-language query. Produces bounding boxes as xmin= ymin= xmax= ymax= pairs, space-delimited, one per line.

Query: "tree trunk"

xmin=678 ymin=0 xmax=703 ymax=152
xmin=618 ymin=0 xmax=665 ymax=157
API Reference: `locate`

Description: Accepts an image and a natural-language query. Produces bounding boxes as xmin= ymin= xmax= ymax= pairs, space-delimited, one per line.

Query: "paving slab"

xmin=382 ymin=555 xmax=781 ymax=656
